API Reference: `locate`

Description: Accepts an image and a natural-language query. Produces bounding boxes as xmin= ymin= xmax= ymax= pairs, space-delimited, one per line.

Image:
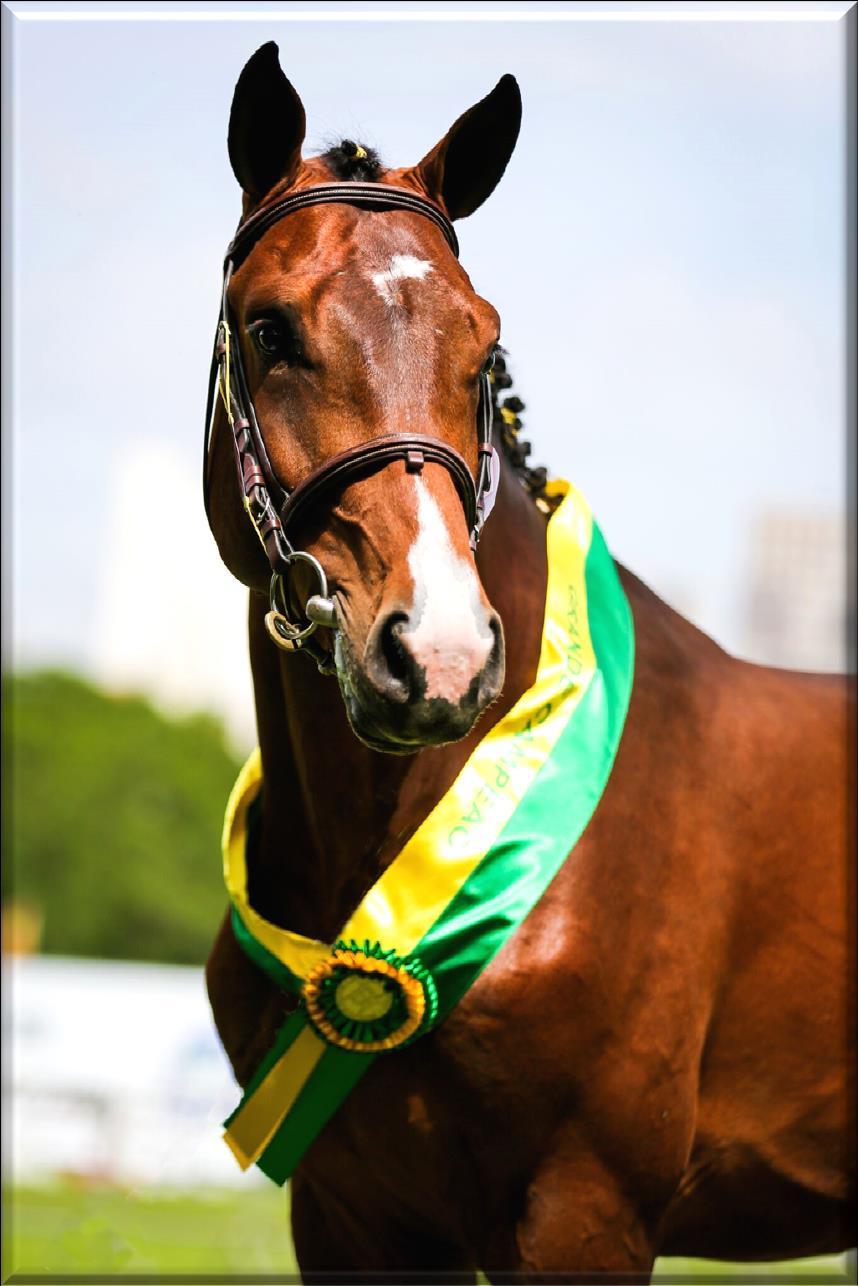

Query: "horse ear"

xmin=228 ymin=42 xmax=306 ymax=201
xmin=414 ymin=75 xmax=521 ymax=220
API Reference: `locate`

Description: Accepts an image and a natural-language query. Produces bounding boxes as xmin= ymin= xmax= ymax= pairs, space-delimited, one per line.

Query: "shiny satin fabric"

xmin=221 ymin=481 xmax=635 ymax=1183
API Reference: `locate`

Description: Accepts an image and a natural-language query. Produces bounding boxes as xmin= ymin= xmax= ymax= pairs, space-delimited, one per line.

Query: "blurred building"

xmin=741 ymin=507 xmax=849 ymax=673
xmin=92 ymin=443 xmax=256 ymax=751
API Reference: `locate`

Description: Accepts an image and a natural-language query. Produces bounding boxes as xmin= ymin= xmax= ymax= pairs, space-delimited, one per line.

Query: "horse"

xmin=204 ymin=42 xmax=854 ymax=1281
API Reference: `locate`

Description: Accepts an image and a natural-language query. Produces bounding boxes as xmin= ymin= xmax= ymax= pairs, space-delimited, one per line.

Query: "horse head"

xmin=206 ymin=43 xmax=521 ymax=754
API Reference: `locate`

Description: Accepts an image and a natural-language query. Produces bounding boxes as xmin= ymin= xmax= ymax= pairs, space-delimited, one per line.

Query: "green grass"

xmin=3 ymin=1185 xmax=852 ymax=1283
xmin=3 ymin=1184 xmax=298 ymax=1277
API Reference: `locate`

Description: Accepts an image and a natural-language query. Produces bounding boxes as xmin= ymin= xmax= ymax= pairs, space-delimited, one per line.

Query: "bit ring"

xmin=265 ymin=553 xmax=335 ymax=651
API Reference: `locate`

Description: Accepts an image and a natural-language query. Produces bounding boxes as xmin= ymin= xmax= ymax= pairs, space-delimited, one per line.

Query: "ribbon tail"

xmin=254 ymin=1042 xmax=377 ymax=1185
xmin=223 ymin=1019 xmax=326 ymax=1170
xmin=222 ymin=1009 xmax=378 ymax=1186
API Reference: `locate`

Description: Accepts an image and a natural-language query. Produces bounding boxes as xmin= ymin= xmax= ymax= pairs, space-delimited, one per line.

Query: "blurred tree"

xmin=4 ymin=670 xmax=243 ymax=964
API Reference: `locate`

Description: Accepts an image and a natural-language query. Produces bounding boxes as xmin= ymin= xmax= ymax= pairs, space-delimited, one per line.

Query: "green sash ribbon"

xmin=219 ymin=480 xmax=635 ymax=1185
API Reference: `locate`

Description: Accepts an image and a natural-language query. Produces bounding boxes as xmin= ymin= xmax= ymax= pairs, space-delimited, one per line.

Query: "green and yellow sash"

xmin=220 ymin=480 xmax=635 ymax=1185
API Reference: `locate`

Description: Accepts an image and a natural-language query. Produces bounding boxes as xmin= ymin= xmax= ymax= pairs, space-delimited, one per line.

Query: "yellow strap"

xmin=222 ymin=749 xmax=331 ymax=977
xmin=217 ymin=320 xmax=234 ymax=425
xmin=223 ymin=1024 xmax=326 ymax=1170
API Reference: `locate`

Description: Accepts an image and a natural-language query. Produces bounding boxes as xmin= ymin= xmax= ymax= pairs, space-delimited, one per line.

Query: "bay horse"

xmin=204 ymin=42 xmax=854 ymax=1280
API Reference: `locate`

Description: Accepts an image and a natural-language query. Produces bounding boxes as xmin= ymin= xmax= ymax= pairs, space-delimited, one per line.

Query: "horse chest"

xmin=298 ymin=872 xmax=696 ymax=1230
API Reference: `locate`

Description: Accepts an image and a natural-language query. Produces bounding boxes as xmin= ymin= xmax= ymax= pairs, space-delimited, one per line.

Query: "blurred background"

xmin=3 ymin=0 xmax=852 ymax=1277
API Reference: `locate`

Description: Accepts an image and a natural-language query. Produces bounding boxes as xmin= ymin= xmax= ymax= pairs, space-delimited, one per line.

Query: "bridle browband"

xmin=203 ymin=182 xmax=500 ymax=673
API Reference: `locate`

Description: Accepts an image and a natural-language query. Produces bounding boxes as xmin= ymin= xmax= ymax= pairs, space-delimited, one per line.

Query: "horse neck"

xmin=247 ymin=468 xmax=548 ymax=944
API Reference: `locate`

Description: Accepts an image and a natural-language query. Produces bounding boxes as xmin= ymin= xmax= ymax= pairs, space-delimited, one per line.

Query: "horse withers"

xmin=204 ymin=43 xmax=854 ymax=1279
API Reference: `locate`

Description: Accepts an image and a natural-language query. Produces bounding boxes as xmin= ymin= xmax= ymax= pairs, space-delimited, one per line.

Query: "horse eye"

xmin=253 ymin=323 xmax=286 ymax=357
xmin=481 ymin=351 xmax=496 ymax=376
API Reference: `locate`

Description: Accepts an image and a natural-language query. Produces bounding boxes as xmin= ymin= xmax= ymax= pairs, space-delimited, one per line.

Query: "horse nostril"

xmin=380 ymin=612 xmax=411 ymax=690
xmin=482 ymin=612 xmax=506 ymax=696
xmin=364 ymin=610 xmax=416 ymax=703
xmin=489 ymin=613 xmax=502 ymax=657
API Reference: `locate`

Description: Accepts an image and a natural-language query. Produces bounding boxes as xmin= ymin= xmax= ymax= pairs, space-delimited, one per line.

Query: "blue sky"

xmin=5 ymin=2 xmax=849 ymax=719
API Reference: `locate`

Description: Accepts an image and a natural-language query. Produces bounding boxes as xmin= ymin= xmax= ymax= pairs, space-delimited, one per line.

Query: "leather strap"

xmin=279 ymin=434 xmax=478 ymax=537
xmin=226 ymin=183 xmax=459 ymax=268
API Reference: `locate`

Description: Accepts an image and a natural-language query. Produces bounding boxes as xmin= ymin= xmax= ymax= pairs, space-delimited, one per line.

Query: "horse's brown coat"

xmin=205 ymin=45 xmax=854 ymax=1279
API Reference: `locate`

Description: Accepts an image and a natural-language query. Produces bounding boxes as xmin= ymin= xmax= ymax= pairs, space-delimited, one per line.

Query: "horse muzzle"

xmin=337 ymin=606 xmax=505 ymax=754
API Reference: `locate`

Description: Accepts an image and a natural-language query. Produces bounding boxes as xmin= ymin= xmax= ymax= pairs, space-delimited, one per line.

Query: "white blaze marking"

xmin=404 ymin=480 xmax=493 ymax=703
xmin=371 ymin=254 xmax=433 ymax=306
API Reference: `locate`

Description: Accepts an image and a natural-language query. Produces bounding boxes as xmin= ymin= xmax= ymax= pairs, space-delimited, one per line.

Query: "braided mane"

xmin=488 ymin=348 xmax=555 ymax=514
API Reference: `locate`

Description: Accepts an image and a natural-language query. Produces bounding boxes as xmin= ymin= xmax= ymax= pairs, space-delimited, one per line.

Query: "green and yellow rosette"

xmin=303 ymin=940 xmax=438 ymax=1052
xmin=221 ymin=480 xmax=635 ymax=1185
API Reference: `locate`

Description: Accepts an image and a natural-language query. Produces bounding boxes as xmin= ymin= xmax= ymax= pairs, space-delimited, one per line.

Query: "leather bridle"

xmin=203 ymin=182 xmax=500 ymax=673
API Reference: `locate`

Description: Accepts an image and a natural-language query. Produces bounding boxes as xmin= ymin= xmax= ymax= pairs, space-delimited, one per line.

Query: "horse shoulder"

xmin=423 ymin=578 xmax=728 ymax=1214
xmin=613 ymin=567 xmax=854 ymax=1253
xmin=445 ymin=568 xmax=852 ymax=1254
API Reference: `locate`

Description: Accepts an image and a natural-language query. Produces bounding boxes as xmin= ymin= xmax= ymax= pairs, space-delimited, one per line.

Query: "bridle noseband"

xmin=203 ymin=182 xmax=500 ymax=673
